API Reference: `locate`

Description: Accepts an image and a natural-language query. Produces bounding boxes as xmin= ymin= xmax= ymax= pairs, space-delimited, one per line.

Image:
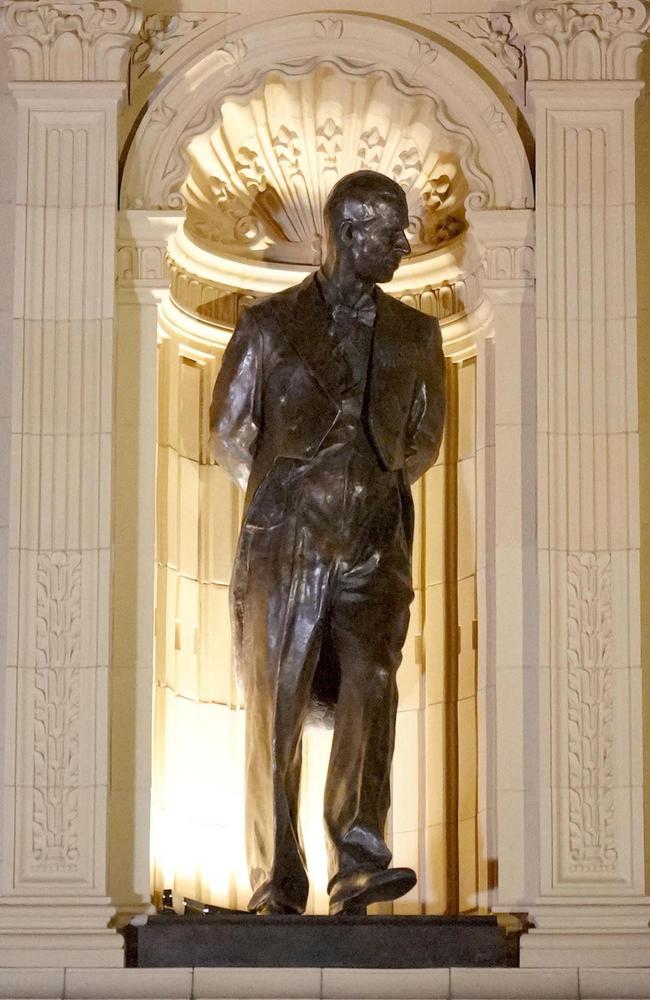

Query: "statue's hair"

xmin=323 ymin=170 xmax=406 ymax=239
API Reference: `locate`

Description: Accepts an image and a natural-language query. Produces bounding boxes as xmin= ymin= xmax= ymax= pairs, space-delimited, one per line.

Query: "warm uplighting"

xmin=151 ymin=692 xmax=333 ymax=911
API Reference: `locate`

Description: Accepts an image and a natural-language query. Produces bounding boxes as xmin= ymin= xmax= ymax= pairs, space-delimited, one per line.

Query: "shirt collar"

xmin=314 ymin=269 xmax=376 ymax=314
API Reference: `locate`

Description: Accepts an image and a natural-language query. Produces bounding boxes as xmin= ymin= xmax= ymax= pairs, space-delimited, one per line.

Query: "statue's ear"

xmin=338 ymin=220 xmax=354 ymax=247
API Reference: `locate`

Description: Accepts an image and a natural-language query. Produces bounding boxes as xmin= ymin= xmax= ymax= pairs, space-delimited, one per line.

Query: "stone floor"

xmin=1 ymin=967 xmax=650 ymax=1000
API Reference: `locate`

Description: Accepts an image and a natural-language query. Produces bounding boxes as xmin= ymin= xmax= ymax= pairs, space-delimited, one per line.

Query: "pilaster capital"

xmin=513 ymin=0 xmax=650 ymax=81
xmin=0 ymin=0 xmax=143 ymax=82
xmin=466 ymin=208 xmax=535 ymax=287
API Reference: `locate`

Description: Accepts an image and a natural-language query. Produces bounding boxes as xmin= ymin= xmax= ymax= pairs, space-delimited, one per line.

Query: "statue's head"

xmin=323 ymin=170 xmax=410 ymax=284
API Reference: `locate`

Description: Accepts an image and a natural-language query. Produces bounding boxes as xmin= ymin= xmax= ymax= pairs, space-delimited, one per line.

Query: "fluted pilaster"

xmin=0 ymin=0 xmax=142 ymax=967
xmin=513 ymin=0 xmax=650 ymax=967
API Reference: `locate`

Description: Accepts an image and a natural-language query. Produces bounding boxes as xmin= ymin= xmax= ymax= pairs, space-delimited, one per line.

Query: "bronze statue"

xmin=210 ymin=170 xmax=445 ymax=916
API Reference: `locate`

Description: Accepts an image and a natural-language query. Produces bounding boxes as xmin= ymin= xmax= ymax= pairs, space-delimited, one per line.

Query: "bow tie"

xmin=330 ymin=298 xmax=376 ymax=328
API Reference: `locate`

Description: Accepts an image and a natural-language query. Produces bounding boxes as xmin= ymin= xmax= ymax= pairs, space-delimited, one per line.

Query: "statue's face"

xmin=341 ymin=195 xmax=411 ymax=284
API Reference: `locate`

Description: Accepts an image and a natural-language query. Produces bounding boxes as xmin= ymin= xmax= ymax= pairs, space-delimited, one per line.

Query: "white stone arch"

xmin=119 ymin=12 xmax=533 ymax=214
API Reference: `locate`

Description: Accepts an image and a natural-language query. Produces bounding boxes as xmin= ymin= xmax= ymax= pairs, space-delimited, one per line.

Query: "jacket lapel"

xmin=276 ymin=272 xmax=346 ymax=403
xmin=370 ymin=288 xmax=404 ymax=378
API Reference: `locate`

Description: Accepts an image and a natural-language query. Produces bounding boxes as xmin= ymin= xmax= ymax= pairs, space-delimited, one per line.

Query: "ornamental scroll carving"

xmin=131 ymin=13 xmax=207 ymax=79
xmin=0 ymin=0 xmax=143 ymax=81
xmin=566 ymin=552 xmax=618 ymax=874
xmin=514 ymin=0 xmax=649 ymax=80
xmin=32 ymin=552 xmax=82 ymax=874
xmin=451 ymin=14 xmax=523 ymax=78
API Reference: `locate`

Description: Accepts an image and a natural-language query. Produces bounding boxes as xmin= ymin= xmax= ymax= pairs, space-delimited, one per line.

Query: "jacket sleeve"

xmin=404 ymin=317 xmax=446 ymax=485
xmin=209 ymin=307 xmax=263 ymax=491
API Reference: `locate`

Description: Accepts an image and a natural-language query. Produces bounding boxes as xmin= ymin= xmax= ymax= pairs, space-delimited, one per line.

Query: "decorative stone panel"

xmin=566 ymin=552 xmax=617 ymax=876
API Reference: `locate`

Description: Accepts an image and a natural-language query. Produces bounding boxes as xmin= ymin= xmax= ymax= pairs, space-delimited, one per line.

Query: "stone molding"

xmin=0 ymin=0 xmax=143 ymax=81
xmin=467 ymin=207 xmax=535 ymax=287
xmin=165 ymin=254 xmax=484 ymax=331
xmin=117 ymin=236 xmax=169 ymax=287
xmin=514 ymin=0 xmax=650 ymax=80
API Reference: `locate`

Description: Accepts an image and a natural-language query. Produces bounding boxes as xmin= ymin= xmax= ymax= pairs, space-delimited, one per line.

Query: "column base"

xmin=520 ymin=902 xmax=650 ymax=968
xmin=0 ymin=900 xmax=124 ymax=967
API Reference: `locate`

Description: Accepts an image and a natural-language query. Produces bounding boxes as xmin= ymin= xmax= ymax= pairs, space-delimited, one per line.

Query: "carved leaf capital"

xmin=0 ymin=0 xmax=144 ymax=81
xmin=514 ymin=0 xmax=650 ymax=80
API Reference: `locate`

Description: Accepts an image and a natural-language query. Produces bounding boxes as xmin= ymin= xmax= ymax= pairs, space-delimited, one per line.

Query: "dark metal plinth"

xmin=122 ymin=912 xmax=520 ymax=968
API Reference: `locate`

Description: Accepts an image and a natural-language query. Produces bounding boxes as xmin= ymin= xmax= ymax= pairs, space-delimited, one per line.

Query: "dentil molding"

xmin=0 ymin=0 xmax=143 ymax=81
xmin=514 ymin=0 xmax=650 ymax=80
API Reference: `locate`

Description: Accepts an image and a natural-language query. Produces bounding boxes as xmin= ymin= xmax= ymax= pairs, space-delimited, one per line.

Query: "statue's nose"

xmin=396 ymin=232 xmax=410 ymax=254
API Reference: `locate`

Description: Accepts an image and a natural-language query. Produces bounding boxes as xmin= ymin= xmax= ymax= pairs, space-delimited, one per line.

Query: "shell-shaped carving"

xmin=183 ymin=65 xmax=472 ymax=265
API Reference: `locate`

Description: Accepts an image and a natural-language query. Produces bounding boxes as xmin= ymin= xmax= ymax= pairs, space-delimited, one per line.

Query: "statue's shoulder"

xmin=240 ymin=273 xmax=315 ymax=326
xmin=376 ymin=287 xmax=439 ymax=337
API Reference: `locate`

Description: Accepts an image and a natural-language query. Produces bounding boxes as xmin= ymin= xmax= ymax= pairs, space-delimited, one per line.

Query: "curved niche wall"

xmin=152 ymin=61 xmax=494 ymax=914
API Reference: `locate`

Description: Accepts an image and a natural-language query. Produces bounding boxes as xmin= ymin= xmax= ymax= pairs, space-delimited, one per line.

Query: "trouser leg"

xmin=239 ymin=524 xmax=329 ymax=912
xmin=323 ymin=549 xmax=413 ymax=884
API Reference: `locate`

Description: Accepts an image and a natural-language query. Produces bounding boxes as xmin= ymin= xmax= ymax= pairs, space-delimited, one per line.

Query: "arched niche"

xmin=111 ymin=12 xmax=534 ymax=920
xmin=120 ymin=12 xmax=533 ymax=214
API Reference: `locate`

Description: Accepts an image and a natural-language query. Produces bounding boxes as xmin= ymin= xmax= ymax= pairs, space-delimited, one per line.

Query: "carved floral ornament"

xmin=566 ymin=552 xmax=618 ymax=875
xmin=131 ymin=13 xmax=208 ymax=79
xmin=0 ymin=0 xmax=143 ymax=81
xmin=32 ymin=552 xmax=82 ymax=876
xmin=451 ymin=14 xmax=524 ymax=78
xmin=514 ymin=0 xmax=650 ymax=80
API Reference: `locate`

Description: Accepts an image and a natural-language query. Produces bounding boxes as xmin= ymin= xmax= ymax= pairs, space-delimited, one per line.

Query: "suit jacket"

xmin=210 ymin=271 xmax=445 ymax=527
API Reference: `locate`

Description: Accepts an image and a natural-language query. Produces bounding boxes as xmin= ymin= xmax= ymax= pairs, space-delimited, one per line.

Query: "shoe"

xmin=254 ymin=899 xmax=301 ymax=915
xmin=328 ymin=866 xmax=417 ymax=916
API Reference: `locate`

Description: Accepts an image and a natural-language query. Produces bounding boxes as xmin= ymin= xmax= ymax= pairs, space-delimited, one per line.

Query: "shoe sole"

xmin=329 ymin=869 xmax=417 ymax=916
